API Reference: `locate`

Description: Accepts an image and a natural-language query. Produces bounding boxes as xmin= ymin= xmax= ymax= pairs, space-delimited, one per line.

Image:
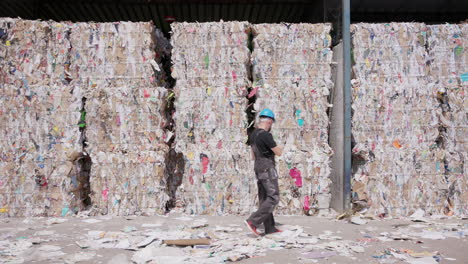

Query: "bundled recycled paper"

xmin=351 ymin=23 xmax=446 ymax=216
xmin=69 ymin=21 xmax=171 ymax=215
xmin=3 ymin=18 xmax=465 ymax=218
xmin=171 ymin=22 xmax=256 ymax=215
xmin=252 ymin=23 xmax=334 ymax=215
xmin=0 ymin=18 xmax=81 ymax=216
xmin=427 ymin=24 xmax=467 ymax=215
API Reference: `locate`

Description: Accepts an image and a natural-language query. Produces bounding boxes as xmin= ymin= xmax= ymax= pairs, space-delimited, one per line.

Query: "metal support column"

xmin=342 ymin=0 xmax=352 ymax=210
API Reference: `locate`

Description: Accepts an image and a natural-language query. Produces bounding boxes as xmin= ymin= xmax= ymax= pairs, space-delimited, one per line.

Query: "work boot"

xmin=265 ymin=228 xmax=282 ymax=235
xmin=244 ymin=220 xmax=261 ymax=236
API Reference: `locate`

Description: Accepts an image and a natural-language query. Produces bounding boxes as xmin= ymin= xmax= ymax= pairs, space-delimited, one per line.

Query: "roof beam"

xmin=92 ymin=3 xmax=109 ymax=21
xmin=74 ymin=3 xmax=89 ymax=21
xmin=221 ymin=3 xmax=228 ymax=20
xmin=172 ymin=3 xmax=183 ymax=23
xmin=190 ymin=3 xmax=197 ymax=21
xmin=213 ymin=4 xmax=220 ymax=21
xmin=161 ymin=4 xmax=171 ymax=32
xmin=257 ymin=4 xmax=267 ymax=23
xmin=101 ymin=5 xmax=112 ymax=22
xmin=272 ymin=2 xmax=282 ymax=23
xmin=118 ymin=3 xmax=131 ymax=21
xmin=2 ymin=2 xmax=20 ymax=18
xmin=83 ymin=3 xmax=102 ymax=22
xmin=126 ymin=4 xmax=138 ymax=21
xmin=198 ymin=2 xmax=204 ymax=22
xmin=242 ymin=3 xmax=252 ymax=22
xmin=141 ymin=3 xmax=152 ymax=22
xmin=43 ymin=3 xmax=62 ymax=21
xmin=58 ymin=2 xmax=79 ymax=22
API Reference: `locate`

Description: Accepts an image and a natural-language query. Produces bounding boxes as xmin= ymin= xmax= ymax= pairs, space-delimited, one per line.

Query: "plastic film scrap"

xmin=351 ymin=23 xmax=447 ymax=216
xmin=427 ymin=24 xmax=468 ymax=215
xmin=0 ymin=18 xmax=82 ymax=216
xmin=171 ymin=22 xmax=256 ymax=215
xmin=251 ymin=23 xmax=334 ymax=215
xmin=69 ymin=22 xmax=171 ymax=215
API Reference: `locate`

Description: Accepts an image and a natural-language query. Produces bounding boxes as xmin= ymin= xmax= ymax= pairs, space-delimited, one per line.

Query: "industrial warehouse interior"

xmin=0 ymin=0 xmax=467 ymax=263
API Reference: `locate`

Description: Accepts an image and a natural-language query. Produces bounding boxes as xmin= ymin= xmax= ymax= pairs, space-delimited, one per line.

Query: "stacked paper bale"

xmin=427 ymin=24 xmax=468 ymax=215
xmin=69 ymin=22 xmax=170 ymax=215
xmin=351 ymin=23 xmax=444 ymax=216
xmin=171 ymin=22 xmax=254 ymax=215
xmin=48 ymin=22 xmax=73 ymax=84
xmin=0 ymin=18 xmax=82 ymax=216
xmin=251 ymin=23 xmax=334 ymax=215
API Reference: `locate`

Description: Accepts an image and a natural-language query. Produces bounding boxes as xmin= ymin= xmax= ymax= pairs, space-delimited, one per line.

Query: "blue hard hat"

xmin=259 ymin=108 xmax=275 ymax=121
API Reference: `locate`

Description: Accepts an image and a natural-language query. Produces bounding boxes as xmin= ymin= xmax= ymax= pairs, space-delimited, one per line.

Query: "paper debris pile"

xmin=251 ymin=23 xmax=334 ymax=215
xmin=171 ymin=22 xmax=255 ymax=215
xmin=1 ymin=214 xmax=466 ymax=263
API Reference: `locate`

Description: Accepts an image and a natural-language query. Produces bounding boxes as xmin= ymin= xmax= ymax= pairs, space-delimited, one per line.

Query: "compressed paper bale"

xmin=68 ymin=21 xmax=171 ymax=215
xmin=252 ymin=23 xmax=333 ymax=91
xmin=69 ymin=21 xmax=167 ymax=89
xmin=85 ymin=86 xmax=167 ymax=154
xmin=0 ymin=19 xmax=51 ymax=87
xmin=251 ymin=23 xmax=333 ymax=215
xmin=427 ymin=24 xmax=467 ymax=154
xmin=0 ymin=19 xmax=171 ymax=216
xmin=47 ymin=21 xmax=73 ymax=85
xmin=86 ymin=81 xmax=170 ymax=216
xmin=351 ymin=24 xmax=428 ymax=91
xmin=427 ymin=24 xmax=468 ymax=89
xmin=177 ymin=148 xmax=254 ymax=215
xmin=173 ymin=97 xmax=249 ymax=133
xmin=350 ymin=23 xmax=447 ymax=216
xmin=89 ymin=150 xmax=169 ymax=215
xmin=0 ymin=18 xmax=84 ymax=217
xmin=171 ymin=22 xmax=255 ymax=215
xmin=427 ymin=24 xmax=468 ymax=215
xmin=171 ymin=21 xmax=251 ymax=95
xmin=352 ymin=148 xmax=447 ymax=216
xmin=0 ymin=82 xmax=82 ymax=217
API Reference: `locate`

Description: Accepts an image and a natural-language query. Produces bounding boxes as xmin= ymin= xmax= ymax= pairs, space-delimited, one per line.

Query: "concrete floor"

xmin=0 ymin=213 xmax=467 ymax=263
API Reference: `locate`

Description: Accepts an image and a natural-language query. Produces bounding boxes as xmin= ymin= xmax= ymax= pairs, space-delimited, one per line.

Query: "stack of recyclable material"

xmin=0 ymin=18 xmax=82 ymax=217
xmin=251 ymin=23 xmax=334 ymax=215
xmin=85 ymin=86 xmax=169 ymax=215
xmin=69 ymin=22 xmax=170 ymax=215
xmin=171 ymin=22 xmax=255 ymax=215
xmin=69 ymin=22 xmax=167 ymax=89
xmin=48 ymin=21 xmax=73 ymax=85
xmin=427 ymin=24 xmax=468 ymax=215
xmin=351 ymin=23 xmax=444 ymax=216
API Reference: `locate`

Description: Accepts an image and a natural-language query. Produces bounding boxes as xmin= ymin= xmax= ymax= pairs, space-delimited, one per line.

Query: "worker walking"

xmin=244 ymin=108 xmax=283 ymax=236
